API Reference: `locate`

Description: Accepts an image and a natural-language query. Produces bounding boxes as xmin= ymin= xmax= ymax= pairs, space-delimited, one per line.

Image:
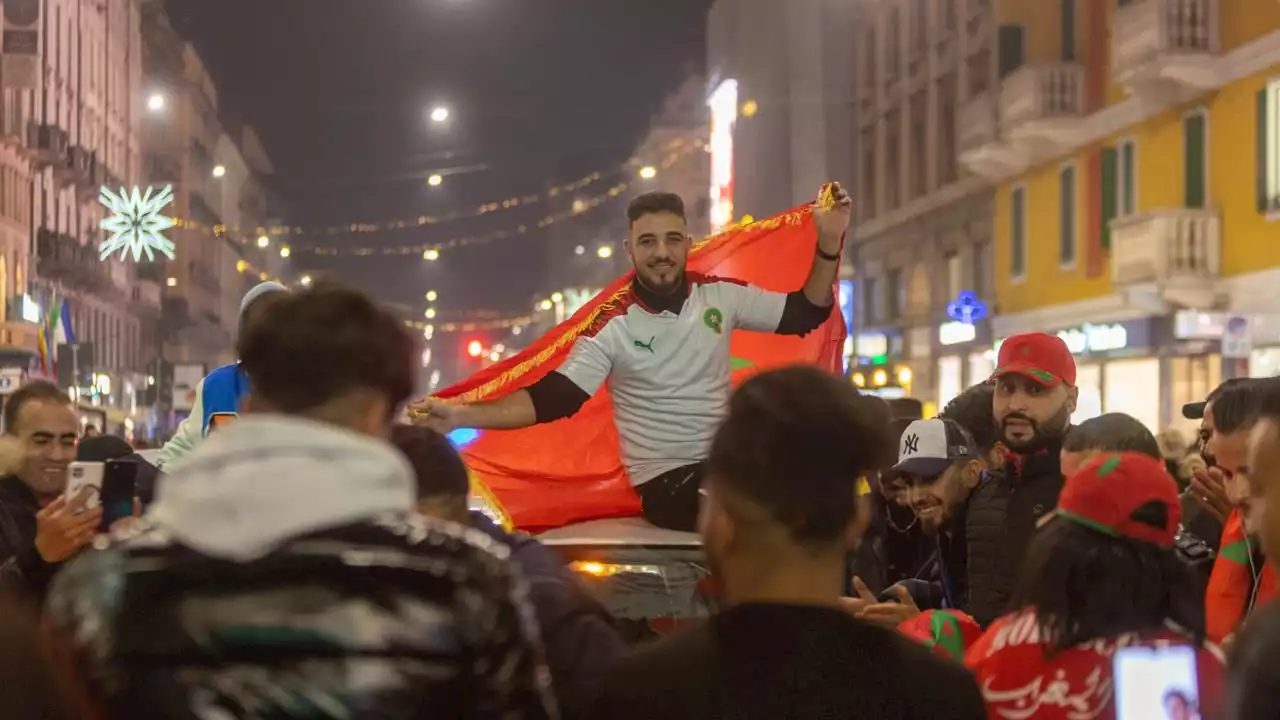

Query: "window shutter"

xmin=1259 ymin=88 xmax=1269 ymax=213
xmin=1100 ymin=147 xmax=1118 ymax=249
xmin=1010 ymin=187 xmax=1025 ymax=276
xmin=1060 ymin=165 xmax=1075 ymax=265
xmin=1184 ymin=113 xmax=1206 ymax=209
xmin=997 ymin=25 xmax=1025 ymax=79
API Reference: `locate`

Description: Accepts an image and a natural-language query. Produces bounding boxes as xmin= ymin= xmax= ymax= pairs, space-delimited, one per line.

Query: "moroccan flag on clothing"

xmin=435 ymin=196 xmax=848 ymax=532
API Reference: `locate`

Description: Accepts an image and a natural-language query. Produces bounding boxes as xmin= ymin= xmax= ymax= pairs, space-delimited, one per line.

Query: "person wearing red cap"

xmin=966 ymin=332 xmax=1077 ymax=628
xmin=965 ymin=452 xmax=1226 ymax=719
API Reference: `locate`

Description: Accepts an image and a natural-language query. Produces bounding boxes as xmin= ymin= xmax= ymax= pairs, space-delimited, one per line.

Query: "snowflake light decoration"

xmin=98 ymin=185 xmax=177 ymax=262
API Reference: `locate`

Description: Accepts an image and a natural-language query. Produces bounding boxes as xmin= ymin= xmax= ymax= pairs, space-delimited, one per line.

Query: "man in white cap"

xmin=154 ymin=281 xmax=288 ymax=469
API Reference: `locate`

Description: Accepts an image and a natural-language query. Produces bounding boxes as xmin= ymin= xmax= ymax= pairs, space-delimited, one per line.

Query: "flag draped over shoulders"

xmin=436 ymin=193 xmax=848 ymax=532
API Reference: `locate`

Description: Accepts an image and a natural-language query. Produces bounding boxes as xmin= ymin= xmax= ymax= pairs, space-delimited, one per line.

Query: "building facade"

xmin=141 ymin=3 xmax=282 ymax=382
xmin=849 ymin=0 xmax=998 ymax=411
xmin=964 ymin=0 xmax=1280 ymax=434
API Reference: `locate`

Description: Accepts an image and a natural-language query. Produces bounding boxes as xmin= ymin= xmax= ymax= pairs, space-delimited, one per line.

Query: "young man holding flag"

xmin=413 ymin=184 xmax=851 ymax=531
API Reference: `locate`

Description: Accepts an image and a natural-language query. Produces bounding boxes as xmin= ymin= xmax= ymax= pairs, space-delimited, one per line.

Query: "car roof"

xmin=536 ymin=517 xmax=702 ymax=547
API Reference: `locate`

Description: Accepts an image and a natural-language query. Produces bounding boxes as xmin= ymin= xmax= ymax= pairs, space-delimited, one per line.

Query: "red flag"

xmin=436 ymin=194 xmax=848 ymax=531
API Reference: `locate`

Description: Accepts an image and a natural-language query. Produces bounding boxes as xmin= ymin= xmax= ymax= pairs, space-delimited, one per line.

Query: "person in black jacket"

xmin=0 ymin=380 xmax=100 ymax=602
xmin=966 ymin=332 xmax=1076 ymax=628
xmin=390 ymin=423 xmax=625 ymax=720
xmin=592 ymin=367 xmax=986 ymax=720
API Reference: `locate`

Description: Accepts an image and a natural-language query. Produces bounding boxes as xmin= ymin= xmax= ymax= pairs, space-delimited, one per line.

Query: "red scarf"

xmin=1205 ymin=508 xmax=1278 ymax=643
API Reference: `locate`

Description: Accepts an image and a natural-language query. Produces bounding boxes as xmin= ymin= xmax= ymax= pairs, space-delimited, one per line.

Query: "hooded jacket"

xmin=46 ymin=415 xmax=558 ymax=719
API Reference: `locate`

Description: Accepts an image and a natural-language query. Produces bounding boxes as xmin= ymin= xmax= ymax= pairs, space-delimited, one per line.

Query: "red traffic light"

xmin=467 ymin=340 xmax=484 ymax=358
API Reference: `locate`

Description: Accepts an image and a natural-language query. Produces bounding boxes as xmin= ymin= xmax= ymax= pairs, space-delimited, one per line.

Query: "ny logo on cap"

xmin=903 ymin=433 xmax=920 ymax=455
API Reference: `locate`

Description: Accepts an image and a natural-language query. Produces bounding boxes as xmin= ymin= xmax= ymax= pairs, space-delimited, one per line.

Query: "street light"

xmin=280 ymin=246 xmax=291 ymax=258
xmin=574 ymin=245 xmax=585 ymax=255
xmin=425 ymin=290 xmax=438 ymax=302
xmin=425 ymin=308 xmax=437 ymax=319
xmin=257 ymin=235 xmax=270 ymax=248
xmin=597 ymin=244 xmax=613 ymax=259
xmin=166 ymin=277 xmax=177 ymax=287
xmin=299 ymin=275 xmax=312 ymax=286
xmin=539 ymin=299 xmax=553 ymax=311
xmin=147 ymin=93 xmax=166 ymax=112
xmin=211 ymin=165 xmax=226 ymax=178
xmin=467 ymin=340 xmax=483 ymax=357
xmin=430 ymin=106 xmax=450 ymax=123
xmin=639 ymin=166 xmax=657 ymax=180
xmin=428 ymin=173 xmax=443 ymax=187
xmin=551 ymin=292 xmax=564 ymax=303
xmin=423 ymin=248 xmax=440 ymax=261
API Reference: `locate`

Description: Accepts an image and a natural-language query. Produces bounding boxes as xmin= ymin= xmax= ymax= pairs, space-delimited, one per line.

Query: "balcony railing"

xmin=1111 ymin=209 xmax=1220 ymax=287
xmin=1112 ymin=0 xmax=1219 ymax=92
xmin=957 ymin=90 xmax=998 ymax=155
xmin=1000 ymin=63 xmax=1085 ymax=135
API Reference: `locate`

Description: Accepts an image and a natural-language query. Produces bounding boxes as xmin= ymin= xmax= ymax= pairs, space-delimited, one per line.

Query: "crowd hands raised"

xmin=0 ymin=281 xmax=1277 ymax=719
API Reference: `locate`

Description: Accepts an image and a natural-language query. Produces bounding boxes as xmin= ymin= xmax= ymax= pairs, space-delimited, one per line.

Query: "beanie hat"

xmin=239 ymin=281 xmax=287 ymax=320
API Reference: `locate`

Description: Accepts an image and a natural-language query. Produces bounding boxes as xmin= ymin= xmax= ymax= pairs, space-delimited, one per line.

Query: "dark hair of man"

xmin=3 ymin=381 xmax=71 ymax=435
xmin=940 ymin=382 xmax=998 ymax=454
xmin=237 ymin=281 xmax=416 ymax=420
xmin=1062 ymin=413 xmax=1161 ymax=460
xmin=627 ymin=191 xmax=685 ymax=225
xmin=707 ymin=365 xmax=892 ymax=547
xmin=1210 ymin=380 xmax=1265 ymax=435
xmin=389 ymin=424 xmax=469 ymax=505
xmin=238 ymin=288 xmax=288 ymax=336
xmin=1226 ymin=598 xmax=1280 ymax=718
xmin=1010 ymin=518 xmax=1203 ymax=654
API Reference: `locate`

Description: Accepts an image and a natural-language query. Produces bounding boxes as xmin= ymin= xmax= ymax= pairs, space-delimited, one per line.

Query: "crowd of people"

xmin=1 ymin=184 xmax=1280 ymax=717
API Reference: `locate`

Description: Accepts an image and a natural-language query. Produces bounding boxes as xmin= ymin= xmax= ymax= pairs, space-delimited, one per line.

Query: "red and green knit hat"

xmin=898 ymin=609 xmax=983 ymax=662
xmin=1055 ymin=451 xmax=1181 ymax=547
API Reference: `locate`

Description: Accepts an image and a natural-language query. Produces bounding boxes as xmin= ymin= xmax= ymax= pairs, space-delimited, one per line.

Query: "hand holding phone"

xmin=1113 ymin=645 xmax=1201 ymax=720
xmin=98 ymin=459 xmax=139 ymax=532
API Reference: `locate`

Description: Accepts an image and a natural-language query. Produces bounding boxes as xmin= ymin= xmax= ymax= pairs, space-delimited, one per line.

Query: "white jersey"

xmin=557 ymin=274 xmax=787 ymax=485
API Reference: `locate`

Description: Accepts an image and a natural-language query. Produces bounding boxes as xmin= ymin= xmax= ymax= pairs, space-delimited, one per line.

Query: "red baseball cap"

xmin=991 ymin=332 xmax=1077 ymax=386
xmin=1055 ymin=452 xmax=1181 ymax=547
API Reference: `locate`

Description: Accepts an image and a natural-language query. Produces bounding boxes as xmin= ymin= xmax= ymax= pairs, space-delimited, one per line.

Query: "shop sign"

xmin=855 ymin=332 xmax=888 ymax=358
xmin=1057 ymin=323 xmax=1128 ymax=355
xmin=939 ymin=321 xmax=977 ymax=346
xmin=946 ymin=291 xmax=988 ymax=324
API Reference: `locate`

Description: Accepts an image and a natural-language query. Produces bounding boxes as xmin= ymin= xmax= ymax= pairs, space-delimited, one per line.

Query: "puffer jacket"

xmin=45 ymin=415 xmax=558 ymax=719
xmin=965 ymin=447 xmax=1065 ymax=628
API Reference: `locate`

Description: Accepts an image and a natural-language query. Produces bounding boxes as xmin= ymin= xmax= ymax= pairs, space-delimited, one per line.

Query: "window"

xmin=1259 ymin=79 xmax=1280 ymax=213
xmin=864 ymin=277 xmax=881 ymax=325
xmin=941 ymin=0 xmax=957 ymax=30
xmin=1101 ymin=146 xmax=1118 ymax=248
xmin=975 ymin=242 xmax=992 ymax=297
xmin=887 ymin=268 xmax=906 ymax=319
xmin=860 ymin=129 xmax=877 ymax=220
xmin=946 ymin=251 xmax=963 ymax=299
xmin=1119 ymin=138 xmax=1137 ymax=216
xmin=1059 ymin=163 xmax=1077 ymax=267
xmin=914 ymin=0 xmax=929 ymax=49
xmin=1010 ymin=185 xmax=1027 ymax=279
xmin=1061 ymin=0 xmax=1076 ymax=61
xmin=886 ymin=110 xmax=902 ymax=210
xmin=997 ymin=25 xmax=1025 ymax=79
xmin=862 ymin=30 xmax=878 ymax=87
xmin=968 ymin=47 xmax=991 ymax=96
xmin=938 ymin=74 xmax=958 ymax=184
xmin=910 ymin=91 xmax=928 ymax=197
xmin=887 ymin=7 xmax=901 ymax=79
xmin=1184 ymin=110 xmax=1207 ymax=209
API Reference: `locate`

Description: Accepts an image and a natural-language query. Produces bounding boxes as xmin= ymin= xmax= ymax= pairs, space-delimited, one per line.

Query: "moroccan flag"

xmin=1205 ymin=508 xmax=1278 ymax=642
xmin=898 ymin=610 xmax=984 ymax=662
xmin=436 ymin=194 xmax=848 ymax=532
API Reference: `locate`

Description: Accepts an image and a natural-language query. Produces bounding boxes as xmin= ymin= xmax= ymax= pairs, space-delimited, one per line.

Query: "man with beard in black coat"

xmin=966 ymin=332 xmax=1076 ymax=628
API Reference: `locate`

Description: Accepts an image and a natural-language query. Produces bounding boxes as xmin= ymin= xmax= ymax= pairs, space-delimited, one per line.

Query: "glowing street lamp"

xmin=425 ymin=290 xmax=438 ymax=302
xmin=539 ymin=299 xmax=553 ymax=311
xmin=279 ymin=246 xmax=291 ymax=258
xmin=574 ymin=245 xmax=585 ymax=256
xmin=423 ymin=248 xmax=440 ymax=261
xmin=299 ymin=275 xmax=312 ymax=286
xmin=257 ymin=235 xmax=270 ymax=248
xmin=638 ymin=166 xmax=657 ymax=180
xmin=551 ymin=292 xmax=563 ymax=303
xmin=430 ymin=106 xmax=450 ymax=123
xmin=467 ymin=340 xmax=483 ymax=357
xmin=211 ymin=165 xmax=226 ymax=178
xmin=597 ymin=244 xmax=613 ymax=259
xmin=428 ymin=173 xmax=443 ymax=187
xmin=425 ymin=308 xmax=437 ymax=319
xmin=147 ymin=93 xmax=166 ymax=112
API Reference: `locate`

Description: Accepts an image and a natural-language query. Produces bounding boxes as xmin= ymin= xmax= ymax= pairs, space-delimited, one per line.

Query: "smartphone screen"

xmin=1113 ymin=644 xmax=1201 ymax=720
xmin=98 ymin=459 xmax=138 ymax=531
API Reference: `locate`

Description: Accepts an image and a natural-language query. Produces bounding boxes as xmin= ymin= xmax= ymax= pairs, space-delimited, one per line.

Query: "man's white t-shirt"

xmin=556 ymin=274 xmax=787 ymax=485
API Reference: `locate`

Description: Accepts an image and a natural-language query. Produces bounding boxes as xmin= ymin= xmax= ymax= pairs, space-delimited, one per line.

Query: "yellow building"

xmin=959 ymin=0 xmax=1280 ymax=432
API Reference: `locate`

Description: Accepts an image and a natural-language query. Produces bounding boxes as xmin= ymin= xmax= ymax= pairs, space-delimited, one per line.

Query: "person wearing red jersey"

xmin=965 ymin=452 xmax=1225 ymax=720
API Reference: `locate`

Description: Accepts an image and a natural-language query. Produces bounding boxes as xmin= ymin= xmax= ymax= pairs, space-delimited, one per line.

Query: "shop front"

xmin=849 ymin=329 xmax=913 ymax=400
xmin=933 ymin=292 xmax=995 ymax=410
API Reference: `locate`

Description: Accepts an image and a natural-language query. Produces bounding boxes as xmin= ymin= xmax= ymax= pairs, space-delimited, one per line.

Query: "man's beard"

xmin=1000 ymin=403 xmax=1072 ymax=454
xmin=636 ymin=264 xmax=683 ymax=294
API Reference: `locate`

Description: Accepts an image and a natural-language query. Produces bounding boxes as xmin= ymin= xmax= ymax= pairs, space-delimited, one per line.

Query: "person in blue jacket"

xmin=155 ymin=281 xmax=287 ymax=469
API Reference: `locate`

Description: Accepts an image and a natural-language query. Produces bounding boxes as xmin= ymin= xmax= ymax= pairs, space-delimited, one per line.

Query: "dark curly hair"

xmin=238 ymin=280 xmax=417 ymax=420
xmin=940 ymin=382 xmax=998 ymax=454
xmin=1010 ymin=519 xmax=1203 ymax=654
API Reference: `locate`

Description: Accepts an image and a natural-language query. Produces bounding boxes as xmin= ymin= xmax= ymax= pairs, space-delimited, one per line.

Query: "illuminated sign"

xmin=855 ymin=332 xmax=888 ymax=358
xmin=707 ymin=79 xmax=738 ymax=233
xmin=838 ymin=279 xmax=855 ymax=373
xmin=946 ymin=291 xmax=988 ymax=324
xmin=939 ymin=321 xmax=978 ymax=345
xmin=1056 ymin=323 xmax=1129 ymax=354
xmin=98 ymin=185 xmax=176 ymax=262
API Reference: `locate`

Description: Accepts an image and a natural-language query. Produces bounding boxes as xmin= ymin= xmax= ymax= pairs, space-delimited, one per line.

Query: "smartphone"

xmin=65 ymin=461 xmax=104 ymax=510
xmin=1112 ymin=644 xmax=1200 ymax=720
xmin=98 ymin=459 xmax=138 ymax=532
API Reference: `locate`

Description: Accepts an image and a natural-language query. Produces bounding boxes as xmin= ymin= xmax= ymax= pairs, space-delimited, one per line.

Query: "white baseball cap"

xmin=891 ymin=418 xmax=980 ymax=478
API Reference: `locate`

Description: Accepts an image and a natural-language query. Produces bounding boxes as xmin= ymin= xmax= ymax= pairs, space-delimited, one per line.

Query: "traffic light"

xmin=467 ymin=340 xmax=483 ymax=358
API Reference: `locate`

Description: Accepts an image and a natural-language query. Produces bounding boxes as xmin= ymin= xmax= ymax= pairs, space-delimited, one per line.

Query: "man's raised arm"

xmin=411 ymin=335 xmax=611 ymax=433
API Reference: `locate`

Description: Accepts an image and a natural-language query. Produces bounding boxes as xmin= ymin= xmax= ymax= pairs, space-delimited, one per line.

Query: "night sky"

xmin=167 ymin=0 xmax=713 ymax=317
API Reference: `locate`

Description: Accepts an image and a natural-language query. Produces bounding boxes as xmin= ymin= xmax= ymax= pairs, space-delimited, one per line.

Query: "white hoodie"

xmin=146 ymin=415 xmax=417 ymax=562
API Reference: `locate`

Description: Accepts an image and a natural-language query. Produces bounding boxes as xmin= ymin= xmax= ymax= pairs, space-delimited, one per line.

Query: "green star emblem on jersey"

xmin=703 ymin=307 xmax=724 ymax=334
